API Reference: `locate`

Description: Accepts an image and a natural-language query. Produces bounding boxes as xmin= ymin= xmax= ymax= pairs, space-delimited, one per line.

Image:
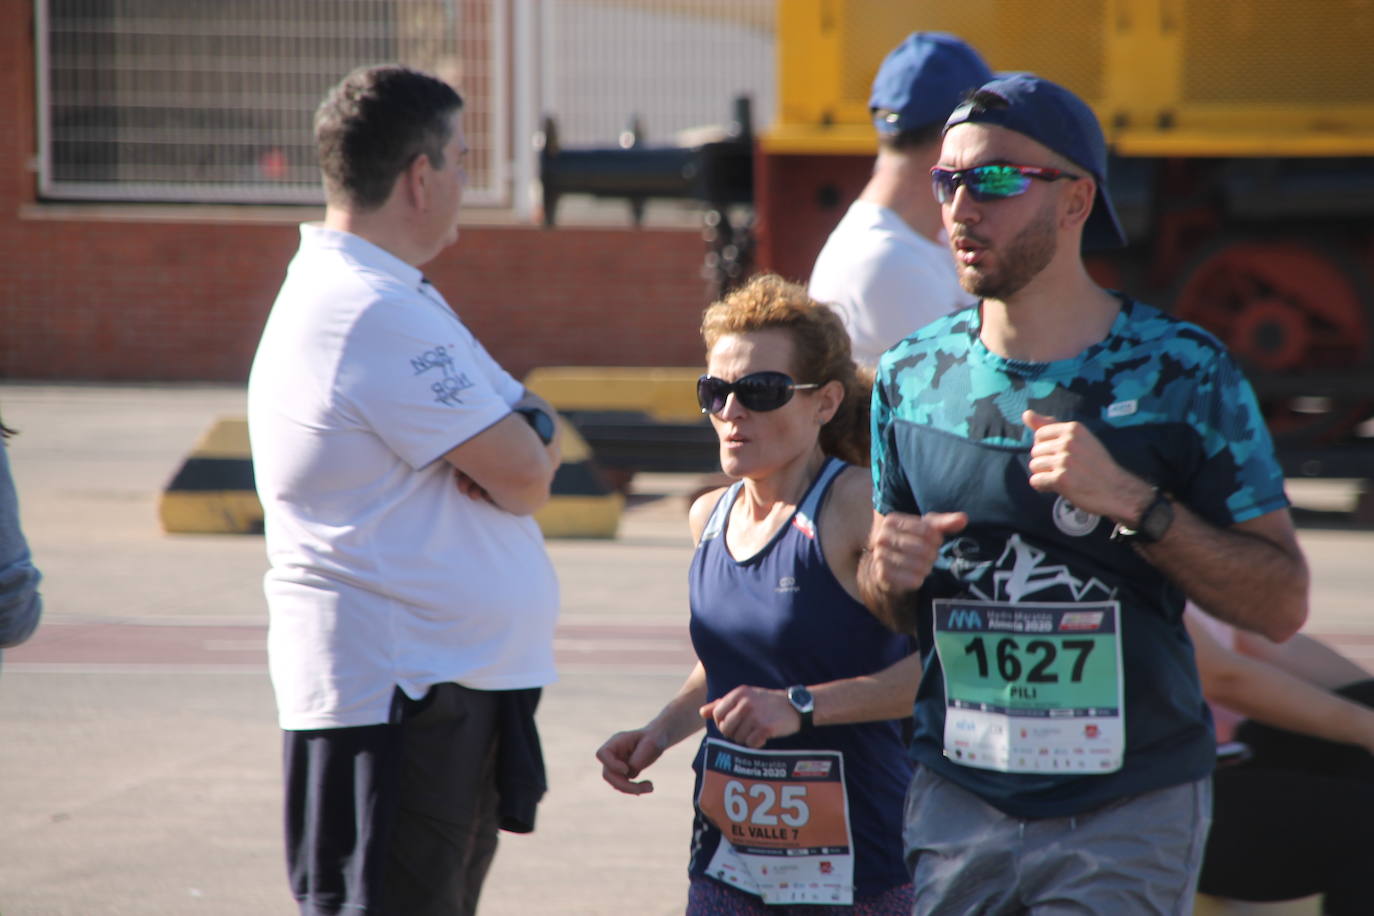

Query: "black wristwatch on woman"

xmin=787 ymin=684 xmax=815 ymax=731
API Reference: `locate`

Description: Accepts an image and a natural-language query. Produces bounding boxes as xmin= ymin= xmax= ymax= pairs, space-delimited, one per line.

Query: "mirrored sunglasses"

xmin=696 ymin=371 xmax=821 ymax=415
xmin=930 ymin=164 xmax=1080 ymax=203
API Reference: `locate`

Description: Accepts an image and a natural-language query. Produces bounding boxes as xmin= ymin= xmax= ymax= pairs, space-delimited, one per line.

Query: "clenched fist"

xmin=865 ymin=509 xmax=969 ymax=596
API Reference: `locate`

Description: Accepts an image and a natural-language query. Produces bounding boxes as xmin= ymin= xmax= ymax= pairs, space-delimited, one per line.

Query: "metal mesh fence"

xmin=35 ymin=0 xmax=775 ymax=211
xmin=540 ymin=0 xmax=774 ymax=148
xmin=1181 ymin=0 xmax=1374 ymax=104
xmin=37 ymin=0 xmax=505 ymax=204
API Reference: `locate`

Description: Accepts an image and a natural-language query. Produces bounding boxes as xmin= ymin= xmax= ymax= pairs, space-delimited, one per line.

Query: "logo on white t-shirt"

xmin=410 ymin=344 xmax=475 ymax=406
xmin=411 ymin=344 xmax=455 ymax=375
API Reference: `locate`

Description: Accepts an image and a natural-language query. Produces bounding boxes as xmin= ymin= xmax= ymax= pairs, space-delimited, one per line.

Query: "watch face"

xmin=532 ymin=410 xmax=554 ymax=443
xmin=788 ymin=685 xmax=814 ymax=713
xmin=518 ymin=408 xmax=555 ymax=445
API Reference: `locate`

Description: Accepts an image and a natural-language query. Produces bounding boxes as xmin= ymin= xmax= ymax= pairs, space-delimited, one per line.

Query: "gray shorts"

xmin=903 ymin=767 xmax=1212 ymax=916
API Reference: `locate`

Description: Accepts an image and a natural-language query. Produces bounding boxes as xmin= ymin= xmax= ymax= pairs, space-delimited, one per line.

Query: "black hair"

xmin=314 ymin=64 xmax=464 ymax=211
xmin=877 ymin=120 xmax=944 ymax=153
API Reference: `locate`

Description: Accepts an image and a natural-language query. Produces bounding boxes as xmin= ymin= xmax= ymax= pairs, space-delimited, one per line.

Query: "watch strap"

xmin=1110 ymin=487 xmax=1173 ymax=545
xmin=515 ymin=407 xmax=555 ymax=446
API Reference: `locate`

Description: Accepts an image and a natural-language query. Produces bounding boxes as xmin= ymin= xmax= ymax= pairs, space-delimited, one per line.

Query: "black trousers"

xmin=284 ymin=683 xmax=501 ymax=916
xmin=1199 ymin=679 xmax=1374 ymax=915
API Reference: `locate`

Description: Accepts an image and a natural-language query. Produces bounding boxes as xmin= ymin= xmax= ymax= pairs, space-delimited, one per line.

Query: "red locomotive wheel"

xmin=1173 ymin=240 xmax=1369 ymax=373
xmin=1172 ymin=238 xmax=1373 ymax=444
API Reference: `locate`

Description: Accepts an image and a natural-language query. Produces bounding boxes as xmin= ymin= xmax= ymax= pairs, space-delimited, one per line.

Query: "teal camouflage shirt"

xmin=871 ymin=295 xmax=1288 ymax=817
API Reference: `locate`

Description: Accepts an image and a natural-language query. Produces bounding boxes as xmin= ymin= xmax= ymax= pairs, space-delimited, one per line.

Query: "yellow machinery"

xmin=756 ymin=0 xmax=1374 ymax=474
xmin=768 ymin=0 xmax=1374 ymax=157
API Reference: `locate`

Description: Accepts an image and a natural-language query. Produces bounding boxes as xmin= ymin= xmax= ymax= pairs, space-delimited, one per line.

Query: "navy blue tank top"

xmin=687 ymin=457 xmax=915 ymax=898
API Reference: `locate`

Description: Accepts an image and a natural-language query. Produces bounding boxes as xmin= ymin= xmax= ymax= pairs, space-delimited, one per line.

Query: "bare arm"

xmin=1187 ymin=614 xmax=1374 ymax=755
xmin=820 ymin=466 xmax=888 ymax=605
xmin=1023 ymin=410 xmax=1308 ymax=642
xmin=594 ymin=492 xmax=726 ymax=795
xmin=700 ymin=653 xmax=921 ymax=749
xmin=1231 ymin=629 xmax=1370 ymax=691
xmin=857 ymin=509 xmax=967 ymax=632
xmin=442 ymin=388 xmax=560 ymax=516
xmin=595 ymin=663 xmax=709 ymax=795
xmin=807 ymin=652 xmax=920 ymax=726
xmin=1138 ymin=506 xmax=1307 ymax=643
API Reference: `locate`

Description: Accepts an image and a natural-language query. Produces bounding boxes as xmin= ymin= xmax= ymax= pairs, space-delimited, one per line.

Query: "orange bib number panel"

xmin=696 ymin=739 xmax=854 ymax=906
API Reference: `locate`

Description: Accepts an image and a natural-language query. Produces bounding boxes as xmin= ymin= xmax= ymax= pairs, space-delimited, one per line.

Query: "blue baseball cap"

xmin=869 ymin=33 xmax=992 ymax=136
xmin=944 ymin=72 xmax=1127 ymax=249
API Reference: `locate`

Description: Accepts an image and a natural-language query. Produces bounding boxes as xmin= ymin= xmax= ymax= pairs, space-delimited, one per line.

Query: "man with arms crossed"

xmin=248 ymin=64 xmax=561 ymax=916
xmin=809 ymin=32 xmax=990 ymax=367
xmin=859 ymin=73 xmax=1309 ymax=913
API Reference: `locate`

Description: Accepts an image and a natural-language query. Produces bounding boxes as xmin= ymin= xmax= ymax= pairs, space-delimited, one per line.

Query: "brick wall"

xmin=0 ymin=0 xmax=713 ymax=383
xmin=754 ymin=150 xmax=872 ymax=287
xmin=1 ymin=216 xmax=714 ymax=382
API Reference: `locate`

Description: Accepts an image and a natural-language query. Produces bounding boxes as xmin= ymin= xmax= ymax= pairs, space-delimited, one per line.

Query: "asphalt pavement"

xmin=0 ymin=383 xmax=1371 ymax=916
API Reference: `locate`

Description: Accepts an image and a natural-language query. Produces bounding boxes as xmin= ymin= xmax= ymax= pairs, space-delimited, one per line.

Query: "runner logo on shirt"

xmin=950 ymin=534 xmax=1117 ymax=604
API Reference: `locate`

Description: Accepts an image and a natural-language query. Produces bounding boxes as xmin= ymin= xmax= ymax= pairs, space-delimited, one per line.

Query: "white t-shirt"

xmin=808 ymin=200 xmax=976 ymax=367
xmin=248 ymin=224 xmax=559 ymax=730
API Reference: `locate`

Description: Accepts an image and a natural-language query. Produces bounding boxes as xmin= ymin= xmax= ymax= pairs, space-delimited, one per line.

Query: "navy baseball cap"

xmin=944 ymin=72 xmax=1127 ymax=249
xmin=869 ymin=33 xmax=992 ymax=136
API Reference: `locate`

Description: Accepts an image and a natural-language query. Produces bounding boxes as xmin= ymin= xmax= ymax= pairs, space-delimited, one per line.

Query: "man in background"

xmin=248 ymin=64 xmax=562 ymax=916
xmin=809 ymin=32 xmax=991 ymax=367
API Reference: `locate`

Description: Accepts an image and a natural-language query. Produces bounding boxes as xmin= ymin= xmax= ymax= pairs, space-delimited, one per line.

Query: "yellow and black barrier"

xmin=536 ymin=414 xmax=623 ymax=538
xmin=158 ymin=417 xmax=262 ymax=535
xmin=159 ymin=414 xmax=622 ymax=538
xmin=523 ymin=367 xmax=720 ymax=476
xmin=523 ymin=366 xmax=703 ymax=422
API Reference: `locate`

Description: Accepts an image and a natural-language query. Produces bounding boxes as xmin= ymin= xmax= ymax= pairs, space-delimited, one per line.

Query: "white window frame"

xmin=33 ymin=0 xmax=509 ymax=207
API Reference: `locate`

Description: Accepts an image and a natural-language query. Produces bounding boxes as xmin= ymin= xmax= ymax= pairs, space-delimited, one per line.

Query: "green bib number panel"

xmin=933 ymin=600 xmax=1125 ymax=774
